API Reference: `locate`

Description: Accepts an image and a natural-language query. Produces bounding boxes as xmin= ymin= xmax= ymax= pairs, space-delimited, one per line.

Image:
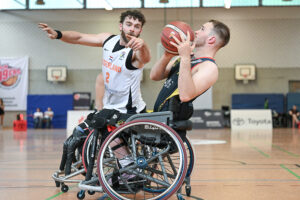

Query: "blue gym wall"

xmin=27 ymin=94 xmax=73 ymax=128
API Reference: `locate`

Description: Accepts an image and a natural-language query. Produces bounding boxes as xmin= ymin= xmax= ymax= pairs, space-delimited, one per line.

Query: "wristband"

xmin=55 ymin=30 xmax=62 ymax=39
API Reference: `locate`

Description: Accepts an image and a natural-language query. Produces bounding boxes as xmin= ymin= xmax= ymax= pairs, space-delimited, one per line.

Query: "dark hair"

xmin=209 ymin=19 xmax=230 ymax=48
xmin=120 ymin=10 xmax=146 ymax=27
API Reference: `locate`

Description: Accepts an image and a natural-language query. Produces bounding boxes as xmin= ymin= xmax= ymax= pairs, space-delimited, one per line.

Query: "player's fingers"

xmin=186 ymin=31 xmax=190 ymax=41
xmin=126 ymin=39 xmax=135 ymax=48
xmin=172 ymin=35 xmax=181 ymax=44
xmin=38 ymin=23 xmax=47 ymax=27
xmin=179 ymin=31 xmax=186 ymax=42
xmin=191 ymin=42 xmax=196 ymax=50
xmin=170 ymin=41 xmax=179 ymax=48
xmin=43 ymin=27 xmax=51 ymax=31
xmin=132 ymin=43 xmax=142 ymax=51
xmin=126 ymin=34 xmax=133 ymax=39
xmin=126 ymin=34 xmax=136 ymax=42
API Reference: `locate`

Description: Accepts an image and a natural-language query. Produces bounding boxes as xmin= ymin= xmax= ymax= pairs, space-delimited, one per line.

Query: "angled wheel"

xmin=184 ymin=136 xmax=195 ymax=178
xmin=82 ymin=129 xmax=95 ymax=173
xmin=61 ymin=184 xmax=69 ymax=193
xmin=97 ymin=119 xmax=187 ymax=200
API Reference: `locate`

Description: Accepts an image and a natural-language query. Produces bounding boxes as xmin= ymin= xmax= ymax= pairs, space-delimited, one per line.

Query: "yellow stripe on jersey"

xmin=158 ymin=88 xmax=179 ymax=111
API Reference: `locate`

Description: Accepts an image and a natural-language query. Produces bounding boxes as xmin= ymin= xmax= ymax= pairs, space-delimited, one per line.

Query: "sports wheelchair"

xmin=76 ymin=111 xmax=195 ymax=200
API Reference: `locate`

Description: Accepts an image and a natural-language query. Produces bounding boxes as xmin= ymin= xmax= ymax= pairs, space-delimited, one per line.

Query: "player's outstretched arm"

xmin=38 ymin=23 xmax=111 ymax=47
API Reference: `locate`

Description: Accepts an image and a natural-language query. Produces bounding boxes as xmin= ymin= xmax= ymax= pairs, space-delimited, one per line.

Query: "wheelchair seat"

xmin=126 ymin=111 xmax=192 ymax=131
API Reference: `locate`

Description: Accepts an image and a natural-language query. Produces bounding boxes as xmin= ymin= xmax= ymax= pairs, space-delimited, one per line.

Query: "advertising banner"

xmin=0 ymin=57 xmax=28 ymax=111
xmin=231 ymin=109 xmax=272 ymax=130
xmin=190 ymin=109 xmax=224 ymax=129
xmin=73 ymin=92 xmax=91 ymax=110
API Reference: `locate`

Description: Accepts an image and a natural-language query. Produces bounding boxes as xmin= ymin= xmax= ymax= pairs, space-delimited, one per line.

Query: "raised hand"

xmin=170 ymin=31 xmax=195 ymax=57
xmin=125 ymin=34 xmax=145 ymax=51
xmin=38 ymin=23 xmax=58 ymax=39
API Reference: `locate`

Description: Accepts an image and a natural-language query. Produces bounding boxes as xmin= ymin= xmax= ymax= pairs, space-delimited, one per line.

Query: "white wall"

xmin=1 ymin=7 xmax=300 ymax=70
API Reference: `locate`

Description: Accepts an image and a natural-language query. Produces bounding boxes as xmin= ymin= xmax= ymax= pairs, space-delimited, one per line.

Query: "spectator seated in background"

xmin=44 ymin=107 xmax=54 ymax=128
xmin=288 ymin=105 xmax=300 ymax=128
xmin=0 ymin=98 xmax=4 ymax=129
xmin=33 ymin=108 xmax=43 ymax=129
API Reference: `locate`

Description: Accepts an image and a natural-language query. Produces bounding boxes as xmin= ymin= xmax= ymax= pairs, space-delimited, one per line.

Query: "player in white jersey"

xmin=39 ymin=10 xmax=150 ymax=175
xmin=39 ymin=10 xmax=150 ymax=112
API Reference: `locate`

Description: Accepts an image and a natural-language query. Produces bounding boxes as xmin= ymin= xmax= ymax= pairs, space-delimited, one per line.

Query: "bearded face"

xmin=121 ymin=30 xmax=140 ymax=43
xmin=119 ymin=16 xmax=142 ymax=44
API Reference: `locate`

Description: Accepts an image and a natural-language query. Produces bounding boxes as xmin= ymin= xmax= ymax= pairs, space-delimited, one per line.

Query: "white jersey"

xmin=101 ymin=35 xmax=146 ymax=114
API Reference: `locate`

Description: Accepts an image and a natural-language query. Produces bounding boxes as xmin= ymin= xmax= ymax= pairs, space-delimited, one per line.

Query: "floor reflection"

xmin=231 ymin=129 xmax=273 ymax=150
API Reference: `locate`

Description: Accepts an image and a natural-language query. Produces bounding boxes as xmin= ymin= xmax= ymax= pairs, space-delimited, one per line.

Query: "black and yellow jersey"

xmin=153 ymin=57 xmax=216 ymax=119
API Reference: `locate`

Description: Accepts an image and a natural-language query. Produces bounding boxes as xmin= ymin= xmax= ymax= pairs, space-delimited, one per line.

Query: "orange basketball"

xmin=161 ymin=21 xmax=194 ymax=54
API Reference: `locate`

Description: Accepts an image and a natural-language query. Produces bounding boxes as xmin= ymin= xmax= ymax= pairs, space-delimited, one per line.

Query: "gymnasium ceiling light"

xmin=224 ymin=0 xmax=232 ymax=9
xmin=36 ymin=0 xmax=45 ymax=5
xmin=103 ymin=0 xmax=113 ymax=10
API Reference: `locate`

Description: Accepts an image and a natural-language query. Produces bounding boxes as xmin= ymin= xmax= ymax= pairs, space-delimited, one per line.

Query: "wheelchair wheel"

xmin=97 ymin=119 xmax=187 ymax=200
xmin=82 ymin=129 xmax=100 ymax=173
xmin=184 ymin=136 xmax=195 ymax=178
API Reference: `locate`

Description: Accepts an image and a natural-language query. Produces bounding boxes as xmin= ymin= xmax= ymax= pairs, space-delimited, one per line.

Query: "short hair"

xmin=209 ymin=19 xmax=230 ymax=48
xmin=120 ymin=10 xmax=146 ymax=27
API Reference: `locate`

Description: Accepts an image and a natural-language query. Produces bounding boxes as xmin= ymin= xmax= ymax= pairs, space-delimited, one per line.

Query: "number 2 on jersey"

xmin=105 ymin=72 xmax=110 ymax=83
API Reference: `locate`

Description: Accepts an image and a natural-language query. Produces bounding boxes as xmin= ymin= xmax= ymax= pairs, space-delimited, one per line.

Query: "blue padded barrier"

xmin=232 ymin=93 xmax=285 ymax=113
xmin=286 ymin=93 xmax=300 ymax=111
xmin=27 ymin=94 xmax=73 ymax=128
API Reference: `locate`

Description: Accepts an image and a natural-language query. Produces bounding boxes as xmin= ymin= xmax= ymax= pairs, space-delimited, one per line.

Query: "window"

xmin=29 ymin=0 xmax=83 ymax=9
xmin=203 ymin=0 xmax=259 ymax=7
xmin=1 ymin=0 xmax=26 ymax=9
xmin=87 ymin=0 xmax=141 ymax=9
xmin=145 ymin=0 xmax=199 ymax=8
xmin=263 ymin=0 xmax=300 ymax=6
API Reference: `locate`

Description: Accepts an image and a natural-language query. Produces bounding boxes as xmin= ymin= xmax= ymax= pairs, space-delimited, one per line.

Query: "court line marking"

xmin=246 ymin=142 xmax=270 ymax=158
xmin=272 ymin=144 xmax=300 ymax=157
xmin=182 ymin=194 xmax=204 ymax=200
xmin=45 ymin=184 xmax=77 ymax=200
xmin=280 ymin=164 xmax=300 ymax=180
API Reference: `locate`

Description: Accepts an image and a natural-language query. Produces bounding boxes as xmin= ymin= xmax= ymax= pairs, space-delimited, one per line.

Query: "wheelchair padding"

xmin=125 ymin=111 xmax=173 ymax=124
xmin=171 ymin=120 xmax=193 ymax=131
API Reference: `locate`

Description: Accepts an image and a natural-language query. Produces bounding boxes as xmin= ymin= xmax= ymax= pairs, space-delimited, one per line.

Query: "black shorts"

xmin=0 ymin=108 xmax=4 ymax=115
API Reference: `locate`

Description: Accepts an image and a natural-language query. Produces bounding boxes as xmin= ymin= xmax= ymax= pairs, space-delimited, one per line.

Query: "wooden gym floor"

xmin=1 ymin=128 xmax=300 ymax=200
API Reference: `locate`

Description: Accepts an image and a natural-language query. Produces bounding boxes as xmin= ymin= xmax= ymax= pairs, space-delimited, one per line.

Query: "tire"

xmin=97 ymin=119 xmax=187 ymax=200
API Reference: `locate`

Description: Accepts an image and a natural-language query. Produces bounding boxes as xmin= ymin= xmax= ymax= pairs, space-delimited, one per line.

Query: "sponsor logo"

xmin=119 ymin=51 xmax=126 ymax=60
xmin=206 ymin=121 xmax=222 ymax=127
xmin=0 ymin=64 xmax=22 ymax=89
xmin=232 ymin=118 xmax=245 ymax=126
xmin=109 ymin=56 xmax=113 ymax=62
xmin=163 ymin=79 xmax=173 ymax=89
xmin=169 ymin=31 xmax=176 ymax=39
xmin=190 ymin=117 xmax=204 ymax=123
xmin=232 ymin=117 xmax=272 ymax=126
xmin=144 ymin=124 xmax=159 ymax=130
xmin=74 ymin=94 xmax=80 ymax=101
xmin=74 ymin=93 xmax=90 ymax=101
xmin=214 ymin=112 xmax=222 ymax=116
xmin=204 ymin=111 xmax=212 ymax=117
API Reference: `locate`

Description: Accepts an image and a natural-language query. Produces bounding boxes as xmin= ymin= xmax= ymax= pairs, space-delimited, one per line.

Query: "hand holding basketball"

xmin=161 ymin=21 xmax=195 ymax=55
xmin=170 ymin=31 xmax=195 ymax=57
